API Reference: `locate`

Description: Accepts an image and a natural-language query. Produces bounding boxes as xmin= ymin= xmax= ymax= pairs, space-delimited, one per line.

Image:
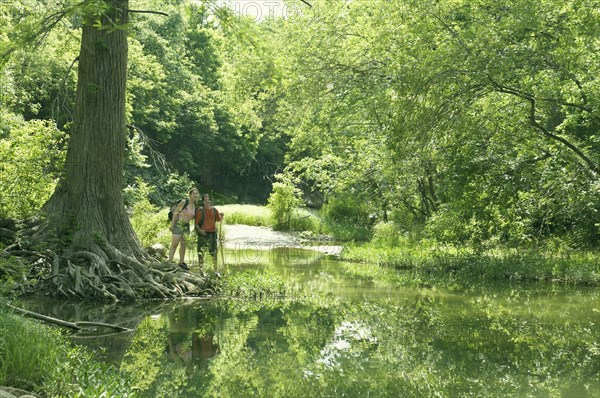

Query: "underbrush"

xmin=0 ymin=310 xmax=134 ymax=397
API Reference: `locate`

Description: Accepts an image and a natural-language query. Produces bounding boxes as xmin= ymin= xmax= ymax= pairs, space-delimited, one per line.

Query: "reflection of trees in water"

xmin=28 ymin=284 xmax=599 ymax=396
xmin=113 ymin=290 xmax=600 ymax=397
xmin=19 ymin=297 xmax=162 ymax=365
xmin=226 ymin=246 xmax=329 ymax=268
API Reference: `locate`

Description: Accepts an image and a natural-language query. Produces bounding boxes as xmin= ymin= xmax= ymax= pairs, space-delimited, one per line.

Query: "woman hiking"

xmin=168 ymin=188 xmax=200 ymax=270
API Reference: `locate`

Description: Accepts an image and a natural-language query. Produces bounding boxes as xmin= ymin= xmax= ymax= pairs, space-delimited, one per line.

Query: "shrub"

xmin=321 ymin=194 xmax=371 ymax=241
xmin=0 ymin=111 xmax=65 ymax=219
xmin=371 ymin=221 xmax=401 ymax=247
xmin=267 ymin=180 xmax=304 ymax=231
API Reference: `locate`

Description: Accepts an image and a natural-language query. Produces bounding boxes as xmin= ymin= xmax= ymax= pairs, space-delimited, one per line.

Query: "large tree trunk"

xmin=18 ymin=0 xmax=212 ymax=302
xmin=38 ymin=0 xmax=143 ymax=261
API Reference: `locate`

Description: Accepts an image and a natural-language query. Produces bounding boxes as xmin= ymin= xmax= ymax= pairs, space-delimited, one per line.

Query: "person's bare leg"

xmin=179 ymin=240 xmax=187 ymax=264
xmin=168 ymin=235 xmax=181 ymax=262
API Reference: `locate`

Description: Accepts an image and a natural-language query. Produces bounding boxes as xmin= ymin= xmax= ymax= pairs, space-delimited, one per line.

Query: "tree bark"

xmin=37 ymin=0 xmax=144 ymax=261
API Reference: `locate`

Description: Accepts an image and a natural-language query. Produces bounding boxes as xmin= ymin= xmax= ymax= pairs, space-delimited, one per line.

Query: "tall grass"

xmin=219 ymin=204 xmax=272 ymax=226
xmin=342 ymin=240 xmax=600 ymax=287
xmin=0 ymin=310 xmax=63 ymax=391
xmin=219 ymin=204 xmax=326 ymax=236
xmin=220 ymin=269 xmax=300 ymax=299
xmin=0 ymin=310 xmax=134 ymax=397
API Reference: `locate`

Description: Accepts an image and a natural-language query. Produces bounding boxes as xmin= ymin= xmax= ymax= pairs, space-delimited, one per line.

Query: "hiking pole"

xmin=218 ymin=218 xmax=225 ymax=269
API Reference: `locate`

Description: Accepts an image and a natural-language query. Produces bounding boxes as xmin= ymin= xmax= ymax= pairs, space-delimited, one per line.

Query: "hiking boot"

xmin=178 ymin=262 xmax=190 ymax=270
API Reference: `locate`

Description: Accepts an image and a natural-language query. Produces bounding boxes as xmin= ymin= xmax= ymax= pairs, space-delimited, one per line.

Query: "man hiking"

xmin=195 ymin=194 xmax=224 ymax=270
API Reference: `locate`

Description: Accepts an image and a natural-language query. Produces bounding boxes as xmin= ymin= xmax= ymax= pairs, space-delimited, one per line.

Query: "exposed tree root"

xmin=1 ymin=218 xmax=218 ymax=302
xmin=3 ymin=247 xmax=216 ymax=302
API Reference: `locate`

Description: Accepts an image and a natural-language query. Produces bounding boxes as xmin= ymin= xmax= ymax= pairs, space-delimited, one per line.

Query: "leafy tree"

xmin=267 ymin=0 xmax=600 ymax=247
xmin=267 ymin=176 xmax=304 ymax=231
xmin=0 ymin=110 xmax=65 ymax=219
xmin=2 ymin=0 xmax=210 ymax=300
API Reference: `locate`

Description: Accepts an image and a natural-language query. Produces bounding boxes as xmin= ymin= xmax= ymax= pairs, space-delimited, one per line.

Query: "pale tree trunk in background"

xmin=38 ymin=0 xmax=145 ymax=262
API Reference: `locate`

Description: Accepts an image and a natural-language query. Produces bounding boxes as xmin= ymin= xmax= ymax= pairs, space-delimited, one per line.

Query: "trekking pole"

xmin=218 ymin=218 xmax=225 ymax=268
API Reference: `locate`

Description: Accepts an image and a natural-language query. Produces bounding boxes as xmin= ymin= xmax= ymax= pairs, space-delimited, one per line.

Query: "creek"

xmin=20 ymin=246 xmax=600 ymax=397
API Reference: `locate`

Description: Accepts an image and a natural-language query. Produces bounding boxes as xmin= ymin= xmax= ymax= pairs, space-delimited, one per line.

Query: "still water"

xmin=23 ymin=247 xmax=600 ymax=397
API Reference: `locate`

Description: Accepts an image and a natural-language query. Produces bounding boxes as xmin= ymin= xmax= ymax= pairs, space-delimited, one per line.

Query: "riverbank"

xmin=0 ymin=310 xmax=132 ymax=397
xmin=223 ymin=224 xmax=343 ymax=257
xmin=341 ymin=242 xmax=600 ymax=287
xmin=223 ymin=224 xmax=600 ymax=287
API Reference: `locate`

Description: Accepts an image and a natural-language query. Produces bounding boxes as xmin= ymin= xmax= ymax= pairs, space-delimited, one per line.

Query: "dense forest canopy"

xmin=1 ymin=0 xmax=599 ymax=253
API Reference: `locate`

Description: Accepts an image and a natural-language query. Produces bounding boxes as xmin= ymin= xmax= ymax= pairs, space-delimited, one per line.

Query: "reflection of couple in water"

xmin=167 ymin=305 xmax=219 ymax=374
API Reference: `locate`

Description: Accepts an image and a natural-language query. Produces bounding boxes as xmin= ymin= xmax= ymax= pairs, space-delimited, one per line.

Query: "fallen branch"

xmin=8 ymin=304 xmax=81 ymax=330
xmin=6 ymin=304 xmax=132 ymax=332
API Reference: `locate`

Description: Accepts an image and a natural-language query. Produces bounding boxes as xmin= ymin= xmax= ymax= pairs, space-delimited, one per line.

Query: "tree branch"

xmin=489 ymin=81 xmax=600 ymax=176
xmin=6 ymin=304 xmax=132 ymax=332
xmin=128 ymin=9 xmax=169 ymax=17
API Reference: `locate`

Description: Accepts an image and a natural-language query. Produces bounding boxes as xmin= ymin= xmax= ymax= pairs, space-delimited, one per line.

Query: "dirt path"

xmin=222 ymin=224 xmax=343 ymax=256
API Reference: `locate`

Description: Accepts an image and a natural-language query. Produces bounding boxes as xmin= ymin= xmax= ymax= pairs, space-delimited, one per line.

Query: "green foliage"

xmin=267 ymin=178 xmax=304 ymax=231
xmin=0 ymin=310 xmax=61 ymax=390
xmin=127 ymin=178 xmax=170 ymax=248
xmin=371 ymin=221 xmax=402 ymax=247
xmin=0 ymin=256 xmax=33 ymax=299
xmin=126 ymin=2 xmax=268 ymax=200
xmin=43 ymin=345 xmax=135 ymax=398
xmin=0 ymin=110 xmax=65 ymax=219
xmin=0 ymin=311 xmax=134 ymax=397
xmin=288 ymin=208 xmax=324 ymax=235
xmin=221 ymin=269 xmax=297 ymax=298
xmin=4 ymin=0 xmax=600 ymax=251
xmin=321 ymin=194 xmax=371 ymax=242
xmin=342 ymin=241 xmax=600 ymax=287
xmin=268 ymin=0 xmax=600 ymax=249
xmin=219 ymin=204 xmax=271 ymax=227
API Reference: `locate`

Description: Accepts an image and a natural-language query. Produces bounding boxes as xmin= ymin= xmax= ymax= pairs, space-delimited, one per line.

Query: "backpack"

xmin=168 ymin=198 xmax=189 ymax=222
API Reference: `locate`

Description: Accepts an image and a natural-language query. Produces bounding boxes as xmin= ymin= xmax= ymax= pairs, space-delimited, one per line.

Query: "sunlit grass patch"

xmin=219 ymin=204 xmax=327 ymax=236
xmin=221 ymin=269 xmax=300 ymax=299
xmin=219 ymin=204 xmax=272 ymax=226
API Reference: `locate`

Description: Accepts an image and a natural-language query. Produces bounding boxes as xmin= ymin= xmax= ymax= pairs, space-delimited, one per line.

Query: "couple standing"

xmin=168 ymin=188 xmax=224 ymax=270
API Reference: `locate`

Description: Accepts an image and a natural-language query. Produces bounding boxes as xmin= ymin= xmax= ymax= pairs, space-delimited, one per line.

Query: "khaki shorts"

xmin=172 ymin=221 xmax=190 ymax=236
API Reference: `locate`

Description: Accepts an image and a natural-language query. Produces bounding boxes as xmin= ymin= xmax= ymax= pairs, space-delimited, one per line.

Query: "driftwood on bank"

xmin=6 ymin=304 xmax=132 ymax=332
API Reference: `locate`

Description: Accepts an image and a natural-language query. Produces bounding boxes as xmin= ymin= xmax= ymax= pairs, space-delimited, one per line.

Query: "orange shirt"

xmin=195 ymin=207 xmax=222 ymax=232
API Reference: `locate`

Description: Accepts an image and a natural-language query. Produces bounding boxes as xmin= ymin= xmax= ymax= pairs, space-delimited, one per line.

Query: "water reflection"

xmin=167 ymin=305 xmax=219 ymax=375
xmin=19 ymin=248 xmax=600 ymax=397
xmin=116 ymin=288 xmax=599 ymax=398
